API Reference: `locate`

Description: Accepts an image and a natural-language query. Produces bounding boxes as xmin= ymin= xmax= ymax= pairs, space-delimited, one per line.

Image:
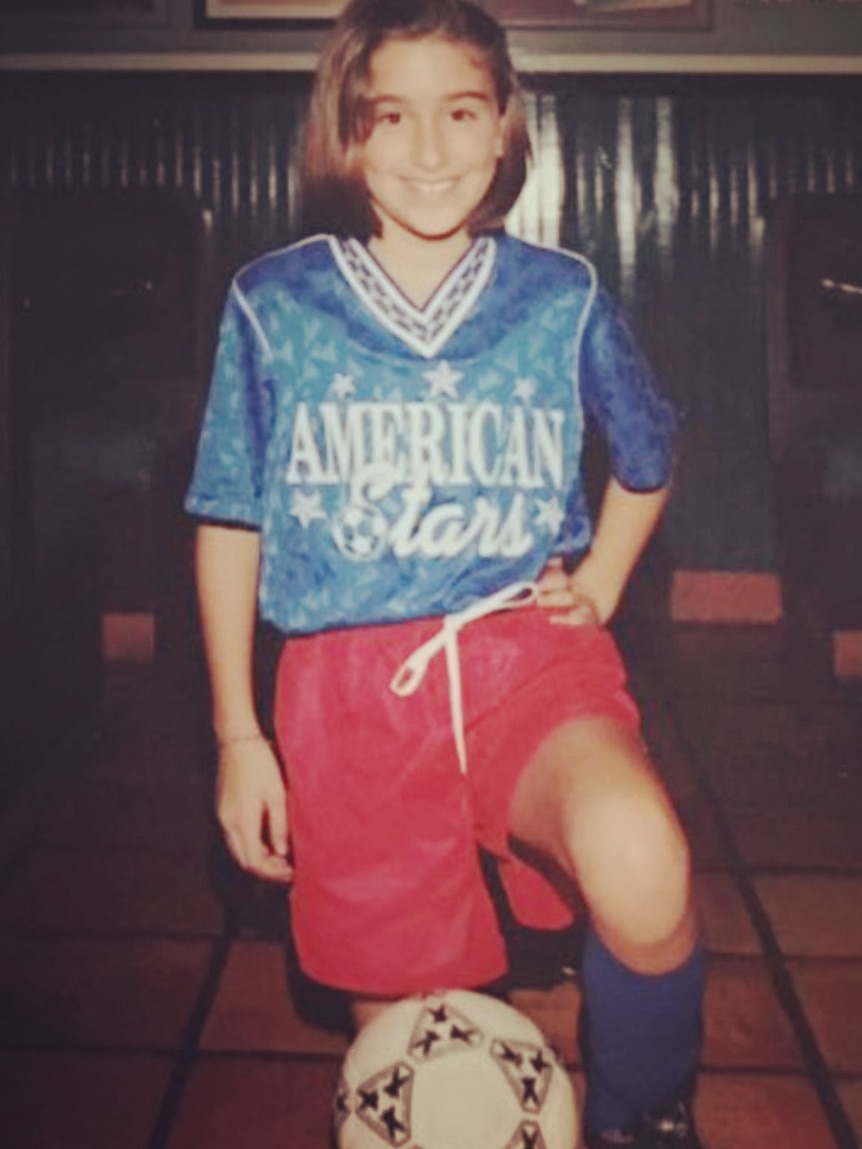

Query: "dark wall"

xmin=0 ymin=182 xmax=209 ymax=798
xmin=1 ymin=0 xmax=861 ymax=65
xmin=2 ymin=71 xmax=862 ymax=579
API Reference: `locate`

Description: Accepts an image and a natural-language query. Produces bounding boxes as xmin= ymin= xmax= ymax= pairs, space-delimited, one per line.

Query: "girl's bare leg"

xmin=508 ymin=715 xmax=698 ymax=973
xmin=351 ymin=996 xmax=400 ymax=1032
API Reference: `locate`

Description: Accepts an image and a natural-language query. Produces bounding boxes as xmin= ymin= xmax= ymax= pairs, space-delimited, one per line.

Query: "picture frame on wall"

xmin=0 ymin=0 xmax=168 ymax=25
xmin=488 ymin=0 xmax=711 ymax=30
xmin=201 ymin=0 xmax=341 ymax=20
xmin=198 ymin=0 xmax=710 ymax=28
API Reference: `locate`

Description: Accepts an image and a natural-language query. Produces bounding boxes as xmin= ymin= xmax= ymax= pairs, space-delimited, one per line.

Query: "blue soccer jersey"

xmin=185 ymin=232 xmax=676 ymax=635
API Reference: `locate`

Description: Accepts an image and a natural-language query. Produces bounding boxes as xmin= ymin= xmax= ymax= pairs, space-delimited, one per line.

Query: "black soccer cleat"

xmin=584 ymin=1096 xmax=704 ymax=1149
xmin=639 ymin=1096 xmax=704 ymax=1149
xmin=583 ymin=1130 xmax=638 ymax=1148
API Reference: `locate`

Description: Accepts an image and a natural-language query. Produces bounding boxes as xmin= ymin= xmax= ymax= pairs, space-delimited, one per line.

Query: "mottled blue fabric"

xmin=185 ymin=232 xmax=676 ymax=636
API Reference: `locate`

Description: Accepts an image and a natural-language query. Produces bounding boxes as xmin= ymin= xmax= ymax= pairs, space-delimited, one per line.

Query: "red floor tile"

xmin=837 ymin=1079 xmax=862 ymax=1146
xmin=788 ymin=960 xmax=862 ymax=1074
xmin=510 ymin=980 xmax=582 ymax=1068
xmin=202 ymin=939 xmax=348 ymax=1055
xmin=0 ymin=846 xmax=223 ymax=935
xmin=695 ymin=1073 xmax=839 ymax=1149
xmin=0 ymin=935 xmax=213 ymax=1049
xmin=166 ymin=1058 xmax=341 ymax=1149
xmin=0 ymin=1050 xmax=171 ymax=1149
xmin=695 ymin=874 xmax=762 ymax=957
xmin=755 ymin=875 xmax=862 ymax=957
xmin=702 ymin=957 xmax=803 ymax=1069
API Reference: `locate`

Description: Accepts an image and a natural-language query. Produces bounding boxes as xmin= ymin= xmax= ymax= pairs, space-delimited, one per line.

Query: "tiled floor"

xmin=0 ymin=621 xmax=860 ymax=1149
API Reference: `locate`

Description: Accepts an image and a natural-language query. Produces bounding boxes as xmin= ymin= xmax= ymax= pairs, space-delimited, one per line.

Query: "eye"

xmin=376 ymin=111 xmax=402 ymax=126
xmin=450 ymin=107 xmax=476 ymax=123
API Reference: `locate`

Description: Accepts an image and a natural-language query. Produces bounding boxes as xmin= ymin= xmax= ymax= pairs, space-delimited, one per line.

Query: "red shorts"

xmin=273 ymin=608 xmax=640 ymax=996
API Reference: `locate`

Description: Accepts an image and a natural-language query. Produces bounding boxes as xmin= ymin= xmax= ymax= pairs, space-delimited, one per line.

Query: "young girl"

xmin=185 ymin=2 xmax=705 ymax=1145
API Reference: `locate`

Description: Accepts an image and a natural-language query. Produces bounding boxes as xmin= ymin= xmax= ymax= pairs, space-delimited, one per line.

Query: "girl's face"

xmin=359 ymin=35 xmax=506 ymax=258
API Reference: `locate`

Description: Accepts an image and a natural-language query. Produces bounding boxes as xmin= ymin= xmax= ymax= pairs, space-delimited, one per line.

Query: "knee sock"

xmin=580 ymin=928 xmax=706 ymax=1135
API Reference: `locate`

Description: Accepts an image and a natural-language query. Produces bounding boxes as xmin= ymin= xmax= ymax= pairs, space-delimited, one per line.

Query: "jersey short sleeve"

xmin=580 ymin=286 xmax=677 ymax=492
xmin=184 ymin=282 xmax=274 ymax=528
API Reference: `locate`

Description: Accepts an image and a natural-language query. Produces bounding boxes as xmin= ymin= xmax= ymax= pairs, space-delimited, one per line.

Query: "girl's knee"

xmin=562 ymin=762 xmax=693 ymax=946
xmin=510 ymin=716 xmax=647 ymax=854
xmin=581 ymin=782 xmax=690 ymax=892
xmin=511 ymin=717 xmax=694 ymax=945
xmin=586 ymin=811 xmax=699 ymax=970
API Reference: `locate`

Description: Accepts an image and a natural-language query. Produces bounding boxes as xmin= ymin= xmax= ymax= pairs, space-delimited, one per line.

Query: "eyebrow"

xmin=368 ymin=90 xmax=493 ymax=106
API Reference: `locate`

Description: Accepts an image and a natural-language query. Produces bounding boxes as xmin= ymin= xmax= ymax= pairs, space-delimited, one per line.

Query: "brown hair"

xmin=301 ymin=0 xmax=530 ymax=240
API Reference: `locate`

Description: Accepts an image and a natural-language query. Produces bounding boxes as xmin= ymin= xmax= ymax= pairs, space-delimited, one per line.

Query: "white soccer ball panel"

xmin=336 ymin=990 xmax=578 ymax=1149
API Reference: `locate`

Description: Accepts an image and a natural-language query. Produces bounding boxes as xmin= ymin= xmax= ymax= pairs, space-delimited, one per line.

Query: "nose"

xmin=411 ymin=114 xmax=446 ymax=170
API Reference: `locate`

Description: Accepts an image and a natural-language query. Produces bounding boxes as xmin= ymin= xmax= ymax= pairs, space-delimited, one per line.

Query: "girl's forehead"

xmin=366 ymin=35 xmax=494 ymax=96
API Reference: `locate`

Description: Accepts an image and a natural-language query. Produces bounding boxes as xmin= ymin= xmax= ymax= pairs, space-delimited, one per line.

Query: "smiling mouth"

xmin=405 ymin=179 xmax=458 ymax=195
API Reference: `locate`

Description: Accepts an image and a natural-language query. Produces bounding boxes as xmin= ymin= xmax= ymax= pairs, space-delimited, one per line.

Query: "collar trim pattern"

xmin=330 ymin=235 xmax=496 ymax=359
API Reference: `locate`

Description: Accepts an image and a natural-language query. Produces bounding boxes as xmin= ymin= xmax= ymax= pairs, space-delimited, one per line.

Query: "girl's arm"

xmin=538 ymin=477 xmax=670 ymax=625
xmin=195 ymin=523 xmax=293 ymax=883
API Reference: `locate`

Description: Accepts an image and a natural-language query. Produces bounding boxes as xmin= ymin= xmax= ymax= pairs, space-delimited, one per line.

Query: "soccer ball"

xmin=334 ymin=989 xmax=578 ymax=1149
xmin=332 ymin=502 xmax=389 ymax=561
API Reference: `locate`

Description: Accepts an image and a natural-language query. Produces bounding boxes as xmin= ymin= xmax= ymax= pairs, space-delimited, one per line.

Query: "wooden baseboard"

xmin=671 ymin=571 xmax=783 ymax=623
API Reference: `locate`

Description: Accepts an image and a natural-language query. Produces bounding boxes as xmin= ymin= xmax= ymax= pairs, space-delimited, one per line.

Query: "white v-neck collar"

xmin=329 ymin=235 xmax=496 ymax=360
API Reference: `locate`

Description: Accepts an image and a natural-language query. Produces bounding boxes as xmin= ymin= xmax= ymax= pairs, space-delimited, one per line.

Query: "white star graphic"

xmin=534 ymin=496 xmax=565 ymax=536
xmin=514 ymin=377 xmax=537 ymax=403
xmin=331 ymin=373 xmax=356 ymax=399
xmin=290 ymin=490 xmax=327 ymax=529
xmin=423 ymin=361 xmax=463 ymax=400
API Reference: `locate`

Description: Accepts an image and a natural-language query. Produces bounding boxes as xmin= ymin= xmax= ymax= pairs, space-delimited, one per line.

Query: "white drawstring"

xmin=390 ymin=582 xmax=538 ymax=775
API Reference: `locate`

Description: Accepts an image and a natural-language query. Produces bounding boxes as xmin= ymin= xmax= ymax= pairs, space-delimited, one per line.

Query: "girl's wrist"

xmin=216 ymin=731 xmax=270 ymax=750
xmin=573 ymin=554 xmax=625 ymax=620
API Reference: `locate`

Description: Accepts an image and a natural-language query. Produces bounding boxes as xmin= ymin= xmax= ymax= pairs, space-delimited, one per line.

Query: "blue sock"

xmin=581 ymin=928 xmax=706 ymax=1135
